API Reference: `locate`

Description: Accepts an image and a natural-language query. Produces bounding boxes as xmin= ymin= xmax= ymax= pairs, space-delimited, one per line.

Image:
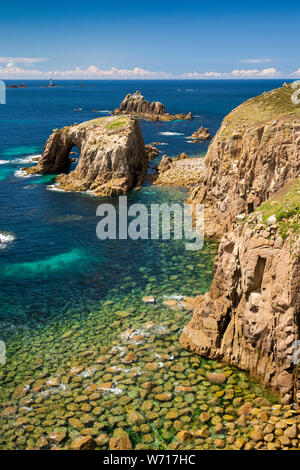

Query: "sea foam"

xmin=14 ymin=169 xmax=33 ymax=178
xmin=0 ymin=232 xmax=16 ymax=249
xmin=13 ymin=154 xmax=41 ymax=164
xmin=159 ymin=132 xmax=184 ymax=136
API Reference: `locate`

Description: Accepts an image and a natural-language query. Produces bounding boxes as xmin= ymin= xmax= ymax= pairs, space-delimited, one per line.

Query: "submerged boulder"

xmin=24 ymin=116 xmax=148 ymax=196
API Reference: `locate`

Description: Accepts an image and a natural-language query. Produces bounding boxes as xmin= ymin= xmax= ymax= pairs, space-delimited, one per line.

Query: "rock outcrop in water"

xmin=113 ymin=90 xmax=192 ymax=121
xmin=24 ymin=116 xmax=147 ymax=196
xmin=181 ymin=84 xmax=300 ymax=404
xmin=188 ymin=83 xmax=300 ymax=239
xmin=150 ymin=153 xmax=205 ymax=187
xmin=188 ymin=127 xmax=211 ymax=142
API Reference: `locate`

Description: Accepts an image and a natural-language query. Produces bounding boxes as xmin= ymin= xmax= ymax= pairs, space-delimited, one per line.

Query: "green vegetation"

xmin=105 ymin=118 xmax=128 ymax=130
xmin=256 ymin=178 xmax=300 ymax=241
xmin=220 ymin=82 xmax=300 ymax=137
xmin=75 ymin=116 xmax=129 ymax=130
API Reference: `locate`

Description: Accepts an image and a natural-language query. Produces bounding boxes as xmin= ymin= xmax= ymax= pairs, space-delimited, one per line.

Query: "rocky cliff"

xmin=25 ymin=116 xmax=147 ymax=196
xmin=188 ymin=83 xmax=300 ymax=239
xmin=181 ymin=84 xmax=300 ymax=404
xmin=181 ymin=180 xmax=300 ymax=404
xmin=113 ymin=90 xmax=192 ymax=121
xmin=150 ymin=153 xmax=205 ymax=187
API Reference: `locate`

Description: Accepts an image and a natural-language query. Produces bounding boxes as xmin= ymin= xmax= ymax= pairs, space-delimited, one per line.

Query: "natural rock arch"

xmin=25 ymin=116 xmax=148 ymax=196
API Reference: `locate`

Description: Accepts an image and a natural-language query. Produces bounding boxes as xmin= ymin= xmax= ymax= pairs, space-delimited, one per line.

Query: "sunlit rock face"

xmin=188 ymin=83 xmax=300 ymax=239
xmin=180 ymin=218 xmax=300 ymax=404
xmin=181 ymin=84 xmax=300 ymax=404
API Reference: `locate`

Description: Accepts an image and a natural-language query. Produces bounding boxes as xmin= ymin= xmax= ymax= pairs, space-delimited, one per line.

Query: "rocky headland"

xmin=180 ymin=83 xmax=300 ymax=405
xmin=24 ymin=116 xmax=147 ymax=196
xmin=113 ymin=90 xmax=192 ymax=121
xmin=188 ymin=83 xmax=300 ymax=239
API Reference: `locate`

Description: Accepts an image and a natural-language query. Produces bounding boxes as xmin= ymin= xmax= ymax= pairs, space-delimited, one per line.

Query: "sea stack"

xmin=24 ymin=115 xmax=148 ymax=196
xmin=113 ymin=90 xmax=192 ymax=121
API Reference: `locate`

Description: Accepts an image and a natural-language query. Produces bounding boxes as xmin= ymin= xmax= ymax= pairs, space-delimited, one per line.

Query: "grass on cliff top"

xmin=256 ymin=178 xmax=300 ymax=240
xmin=76 ymin=116 xmax=130 ymax=129
xmin=105 ymin=118 xmax=128 ymax=130
xmin=221 ymin=82 xmax=300 ymax=136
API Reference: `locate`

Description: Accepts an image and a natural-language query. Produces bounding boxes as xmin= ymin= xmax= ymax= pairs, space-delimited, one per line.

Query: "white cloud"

xmin=241 ymin=59 xmax=272 ymax=64
xmin=181 ymin=71 xmax=224 ymax=78
xmin=0 ymin=64 xmax=171 ymax=79
xmin=291 ymin=68 xmax=300 ymax=76
xmin=0 ymin=57 xmax=47 ymax=65
xmin=181 ymin=68 xmax=278 ymax=79
xmin=231 ymin=67 xmax=277 ymax=76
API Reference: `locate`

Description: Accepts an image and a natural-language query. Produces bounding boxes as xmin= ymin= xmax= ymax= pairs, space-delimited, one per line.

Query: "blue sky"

xmin=1 ymin=0 xmax=300 ymax=79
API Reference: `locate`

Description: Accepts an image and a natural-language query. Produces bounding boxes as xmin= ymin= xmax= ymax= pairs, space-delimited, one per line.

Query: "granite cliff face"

xmin=180 ymin=205 xmax=300 ymax=404
xmin=25 ymin=116 xmax=147 ymax=196
xmin=181 ymin=84 xmax=300 ymax=404
xmin=188 ymin=83 xmax=300 ymax=239
xmin=113 ymin=90 xmax=192 ymax=121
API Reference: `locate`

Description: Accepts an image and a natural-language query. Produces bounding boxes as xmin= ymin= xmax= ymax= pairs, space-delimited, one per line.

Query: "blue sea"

xmin=0 ymin=79 xmax=289 ymax=330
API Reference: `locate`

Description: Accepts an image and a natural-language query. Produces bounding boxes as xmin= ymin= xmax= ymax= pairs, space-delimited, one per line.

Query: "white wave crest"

xmin=0 ymin=160 xmax=9 ymax=165
xmin=0 ymin=232 xmax=16 ymax=248
xmin=159 ymin=132 xmax=184 ymax=136
xmin=163 ymin=294 xmax=184 ymax=301
xmin=13 ymin=154 xmax=41 ymax=164
xmin=46 ymin=183 xmax=65 ymax=192
xmin=14 ymin=169 xmax=30 ymax=178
